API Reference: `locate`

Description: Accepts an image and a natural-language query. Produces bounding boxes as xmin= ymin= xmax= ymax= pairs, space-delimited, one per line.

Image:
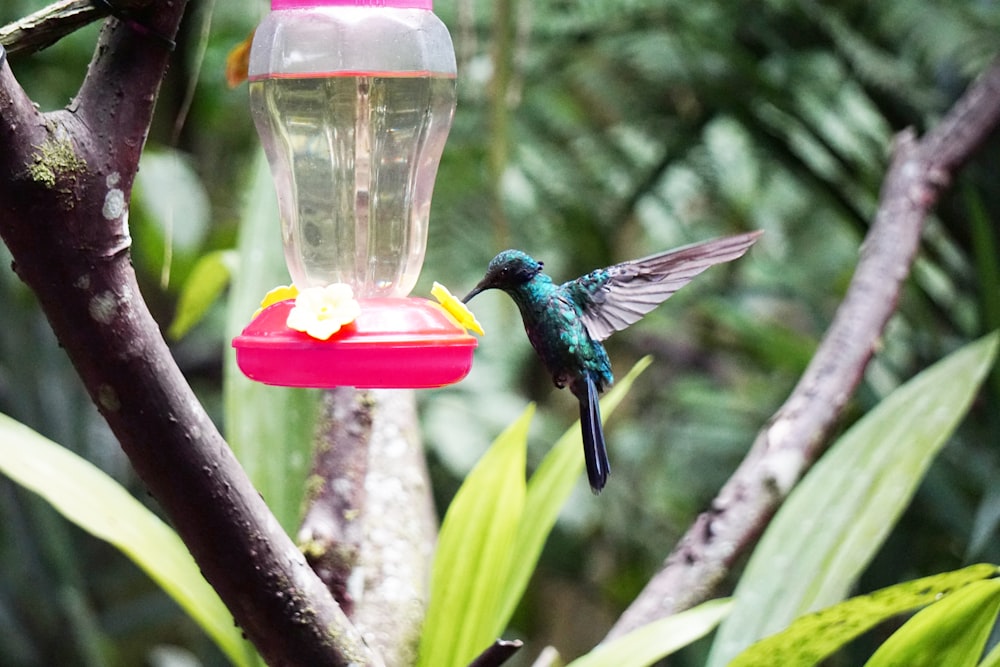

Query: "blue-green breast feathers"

xmin=521 ymin=287 xmax=613 ymax=392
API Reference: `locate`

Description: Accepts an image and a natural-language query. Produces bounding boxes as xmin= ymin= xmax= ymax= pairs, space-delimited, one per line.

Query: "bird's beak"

xmin=462 ymin=282 xmax=488 ymax=304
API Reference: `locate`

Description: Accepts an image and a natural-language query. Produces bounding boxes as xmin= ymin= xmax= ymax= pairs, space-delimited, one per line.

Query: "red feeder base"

xmin=232 ymin=297 xmax=477 ymax=388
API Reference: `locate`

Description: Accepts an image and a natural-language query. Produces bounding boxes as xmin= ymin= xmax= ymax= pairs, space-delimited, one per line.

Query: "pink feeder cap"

xmin=232 ymin=297 xmax=476 ymax=389
xmin=271 ymin=0 xmax=434 ymax=9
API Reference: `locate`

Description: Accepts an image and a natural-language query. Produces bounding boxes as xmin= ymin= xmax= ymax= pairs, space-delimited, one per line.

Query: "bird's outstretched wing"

xmin=570 ymin=231 xmax=762 ymax=342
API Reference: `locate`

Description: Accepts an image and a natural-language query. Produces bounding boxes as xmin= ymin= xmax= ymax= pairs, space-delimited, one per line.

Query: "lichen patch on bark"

xmin=27 ymin=134 xmax=87 ymax=188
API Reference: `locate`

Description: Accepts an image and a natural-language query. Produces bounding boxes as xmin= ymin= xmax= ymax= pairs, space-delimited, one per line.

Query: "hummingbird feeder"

xmin=232 ymin=0 xmax=479 ymax=388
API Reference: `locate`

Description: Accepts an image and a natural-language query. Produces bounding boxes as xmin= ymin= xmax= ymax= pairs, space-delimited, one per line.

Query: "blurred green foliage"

xmin=1 ymin=0 xmax=999 ymax=664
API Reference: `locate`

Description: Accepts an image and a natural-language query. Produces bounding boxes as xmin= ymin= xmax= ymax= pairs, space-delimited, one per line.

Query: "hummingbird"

xmin=462 ymin=231 xmax=762 ymax=493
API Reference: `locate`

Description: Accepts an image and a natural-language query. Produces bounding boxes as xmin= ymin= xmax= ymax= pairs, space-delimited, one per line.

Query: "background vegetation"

xmin=1 ymin=0 xmax=999 ymax=664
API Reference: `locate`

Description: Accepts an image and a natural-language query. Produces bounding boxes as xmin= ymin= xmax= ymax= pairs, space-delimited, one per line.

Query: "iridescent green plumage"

xmin=464 ymin=231 xmax=762 ymax=493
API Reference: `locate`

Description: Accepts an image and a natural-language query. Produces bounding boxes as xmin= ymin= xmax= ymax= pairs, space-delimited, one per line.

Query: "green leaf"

xmin=730 ymin=564 xmax=1000 ymax=666
xmin=223 ymin=150 xmax=320 ymax=535
xmin=418 ymin=406 xmax=532 ymax=667
xmin=168 ymin=249 xmax=237 ymax=340
xmin=0 ymin=413 xmax=258 ymax=667
xmin=567 ymin=598 xmax=733 ymax=667
xmin=709 ymin=332 xmax=999 ymax=667
xmin=131 ymin=148 xmax=212 ymax=289
xmin=419 ymin=357 xmax=653 ymax=666
xmin=134 ymin=150 xmax=211 ymax=254
xmin=979 ymin=618 xmax=1000 ymax=667
xmin=864 ymin=578 xmax=1000 ymax=667
xmin=495 ymin=356 xmax=653 ymax=627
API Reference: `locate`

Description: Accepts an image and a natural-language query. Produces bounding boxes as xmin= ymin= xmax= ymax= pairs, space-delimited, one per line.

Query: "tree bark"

xmin=300 ymin=388 xmax=438 ymax=666
xmin=0 ymin=8 xmax=379 ymax=666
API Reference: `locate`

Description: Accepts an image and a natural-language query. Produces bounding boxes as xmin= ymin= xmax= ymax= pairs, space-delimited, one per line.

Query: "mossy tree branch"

xmin=0 ymin=7 xmax=379 ymax=666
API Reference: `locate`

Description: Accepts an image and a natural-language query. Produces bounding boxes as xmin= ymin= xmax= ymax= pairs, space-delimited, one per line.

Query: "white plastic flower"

xmin=286 ymin=283 xmax=361 ymax=340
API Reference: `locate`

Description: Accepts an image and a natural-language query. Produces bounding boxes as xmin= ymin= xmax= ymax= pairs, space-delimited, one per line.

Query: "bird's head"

xmin=463 ymin=250 xmax=544 ymax=303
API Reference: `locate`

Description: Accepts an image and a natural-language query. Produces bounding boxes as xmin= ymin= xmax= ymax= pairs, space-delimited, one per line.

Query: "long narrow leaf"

xmin=863 ymin=578 xmax=1000 ymax=667
xmin=223 ymin=151 xmax=320 ymax=534
xmin=709 ymin=332 xmax=999 ymax=666
xmin=567 ymin=598 xmax=733 ymax=667
xmin=418 ymin=406 xmax=531 ymax=667
xmin=0 ymin=413 xmax=257 ymax=667
xmin=731 ymin=563 xmax=1000 ymax=666
xmin=495 ymin=357 xmax=652 ymax=628
xmin=978 ymin=614 xmax=1000 ymax=667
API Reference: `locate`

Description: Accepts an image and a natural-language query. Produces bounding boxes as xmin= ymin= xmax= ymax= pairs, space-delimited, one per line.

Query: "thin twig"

xmin=0 ymin=0 xmax=159 ymax=56
xmin=0 ymin=0 xmax=99 ymax=55
xmin=607 ymin=58 xmax=1000 ymax=638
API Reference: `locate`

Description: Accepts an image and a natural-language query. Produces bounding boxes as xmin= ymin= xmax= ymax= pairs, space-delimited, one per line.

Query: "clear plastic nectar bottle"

xmin=248 ymin=0 xmax=457 ymax=297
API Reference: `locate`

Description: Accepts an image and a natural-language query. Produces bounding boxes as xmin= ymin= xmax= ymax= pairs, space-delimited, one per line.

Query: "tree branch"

xmin=0 ymin=7 xmax=379 ymax=666
xmin=0 ymin=0 xmax=151 ymax=56
xmin=300 ymin=388 xmax=374 ymax=618
xmin=607 ymin=58 xmax=1000 ymax=638
xmin=300 ymin=388 xmax=437 ymax=665
xmin=1 ymin=1 xmax=101 ymax=55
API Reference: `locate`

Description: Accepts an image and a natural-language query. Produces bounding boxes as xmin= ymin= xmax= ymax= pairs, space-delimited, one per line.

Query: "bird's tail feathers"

xmin=579 ymin=374 xmax=610 ymax=494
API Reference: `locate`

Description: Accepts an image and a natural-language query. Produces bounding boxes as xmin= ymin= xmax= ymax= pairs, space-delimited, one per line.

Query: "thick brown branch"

xmin=300 ymin=387 xmax=375 ymax=616
xmin=300 ymin=388 xmax=437 ymax=666
xmin=607 ymin=58 xmax=1000 ymax=638
xmin=0 ymin=48 xmax=45 ymax=165
xmin=0 ymin=7 xmax=380 ymax=666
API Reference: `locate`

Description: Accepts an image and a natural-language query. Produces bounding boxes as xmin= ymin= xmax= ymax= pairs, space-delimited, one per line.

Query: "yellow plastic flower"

xmin=432 ymin=281 xmax=485 ymax=336
xmin=253 ymin=284 xmax=299 ymax=318
xmin=286 ymin=283 xmax=361 ymax=340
